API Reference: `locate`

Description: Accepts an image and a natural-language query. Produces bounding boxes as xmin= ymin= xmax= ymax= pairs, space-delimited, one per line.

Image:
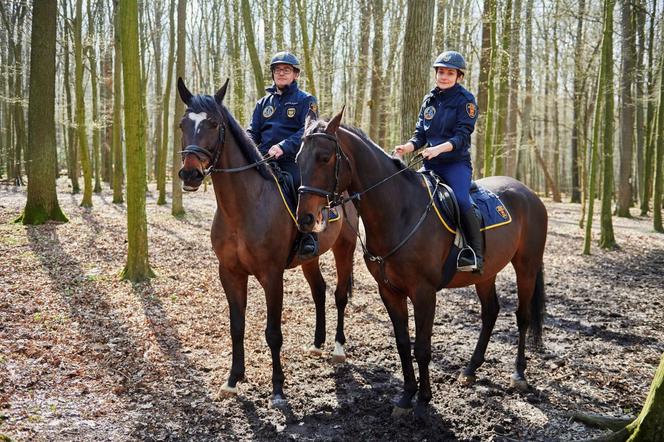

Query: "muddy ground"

xmin=1 ymin=180 xmax=663 ymax=441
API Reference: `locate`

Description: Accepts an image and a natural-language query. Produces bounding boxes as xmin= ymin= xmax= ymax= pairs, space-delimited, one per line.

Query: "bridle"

xmin=180 ymin=115 xmax=273 ymax=177
xmin=297 ymin=132 xmax=349 ymax=207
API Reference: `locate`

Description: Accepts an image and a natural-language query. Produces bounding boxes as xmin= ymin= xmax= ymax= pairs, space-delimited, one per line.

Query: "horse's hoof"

xmin=510 ymin=374 xmax=528 ymax=391
xmin=414 ymin=402 xmax=430 ymax=421
xmin=458 ymin=372 xmax=477 ymax=385
xmin=392 ymin=405 xmax=413 ymax=417
xmin=331 ymin=342 xmax=346 ymax=363
xmin=306 ymin=344 xmax=324 ymax=357
xmin=218 ymin=382 xmax=238 ymax=397
xmin=271 ymin=394 xmax=288 ymax=408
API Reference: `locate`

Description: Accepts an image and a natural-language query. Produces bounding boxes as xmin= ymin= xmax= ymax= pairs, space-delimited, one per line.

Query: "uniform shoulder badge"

xmin=309 ymin=100 xmax=318 ymax=114
xmin=262 ymin=105 xmax=275 ymax=118
xmin=287 ymin=107 xmax=296 ymax=118
xmin=466 ymin=102 xmax=477 ymax=118
xmin=496 ymin=205 xmax=508 ymax=219
xmin=424 ymin=106 xmax=436 ymax=120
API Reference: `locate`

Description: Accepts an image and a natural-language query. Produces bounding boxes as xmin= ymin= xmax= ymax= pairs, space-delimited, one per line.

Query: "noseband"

xmin=298 ymin=132 xmax=349 ymax=208
xmin=180 ymin=122 xmax=226 ymax=177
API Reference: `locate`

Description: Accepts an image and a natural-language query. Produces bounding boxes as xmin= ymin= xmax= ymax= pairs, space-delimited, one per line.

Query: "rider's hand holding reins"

xmin=394 ymin=142 xmax=415 ymax=158
xmin=268 ymin=144 xmax=284 ymax=159
xmin=421 ymin=142 xmax=453 ymax=160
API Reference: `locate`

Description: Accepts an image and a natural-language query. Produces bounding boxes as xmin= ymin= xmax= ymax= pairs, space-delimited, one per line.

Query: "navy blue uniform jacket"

xmin=247 ymin=81 xmax=317 ymax=161
xmin=408 ymin=83 xmax=478 ymax=167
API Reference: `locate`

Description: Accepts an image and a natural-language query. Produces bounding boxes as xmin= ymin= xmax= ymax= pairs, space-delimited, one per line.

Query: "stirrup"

xmin=457 ymin=246 xmax=478 ymax=272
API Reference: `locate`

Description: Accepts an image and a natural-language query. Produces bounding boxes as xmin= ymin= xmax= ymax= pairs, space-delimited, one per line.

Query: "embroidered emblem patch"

xmin=443 ymin=54 xmax=451 ymax=62
xmin=496 ymin=205 xmax=508 ymax=219
xmin=310 ymin=101 xmax=318 ymax=114
xmin=287 ymin=107 xmax=296 ymax=118
xmin=262 ymin=105 xmax=275 ymax=118
xmin=466 ymin=102 xmax=477 ymax=118
xmin=424 ymin=106 xmax=436 ymax=120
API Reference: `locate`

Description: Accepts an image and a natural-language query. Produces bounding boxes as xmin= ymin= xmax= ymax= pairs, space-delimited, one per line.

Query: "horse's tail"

xmin=529 ymin=265 xmax=546 ymax=349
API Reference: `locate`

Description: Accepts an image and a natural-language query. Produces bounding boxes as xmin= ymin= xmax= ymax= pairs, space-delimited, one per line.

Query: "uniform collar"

xmin=431 ymin=83 xmax=461 ymax=97
xmin=266 ymin=80 xmax=300 ymax=96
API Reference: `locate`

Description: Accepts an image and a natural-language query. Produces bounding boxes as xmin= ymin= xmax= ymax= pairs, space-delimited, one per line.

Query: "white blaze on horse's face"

xmin=188 ymin=112 xmax=208 ymax=134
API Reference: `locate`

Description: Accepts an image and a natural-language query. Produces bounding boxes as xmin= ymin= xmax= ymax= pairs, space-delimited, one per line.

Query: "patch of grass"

xmin=0 ymin=433 xmax=13 ymax=442
xmin=33 ymin=312 xmax=43 ymax=323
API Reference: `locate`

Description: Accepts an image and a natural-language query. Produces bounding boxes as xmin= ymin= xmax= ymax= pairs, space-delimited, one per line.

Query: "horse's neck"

xmin=346 ymin=140 xmax=430 ymax=247
xmin=211 ymin=137 xmax=271 ymax=215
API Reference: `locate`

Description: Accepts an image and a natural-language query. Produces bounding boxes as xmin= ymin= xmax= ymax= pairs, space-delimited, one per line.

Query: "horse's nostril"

xmin=298 ymin=213 xmax=315 ymax=230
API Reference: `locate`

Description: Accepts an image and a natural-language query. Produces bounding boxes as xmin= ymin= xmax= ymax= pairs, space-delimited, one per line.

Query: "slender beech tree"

xmin=617 ymin=0 xmax=636 ymax=217
xmin=157 ymin=0 xmax=176 ymax=205
xmin=87 ymin=0 xmax=102 ymax=194
xmin=653 ymin=40 xmax=664 ymax=233
xmin=62 ymin=0 xmax=80 ymax=193
xmin=119 ymin=0 xmax=154 ymax=281
xmin=492 ymin=0 xmax=513 ymax=176
xmin=241 ymin=0 xmax=264 ymax=98
xmin=599 ymin=0 xmax=617 ymax=249
xmin=171 ymin=0 xmax=186 ymax=216
xmin=570 ymin=0 xmax=587 ymax=203
xmin=474 ymin=0 xmax=496 ymax=177
xmin=353 ymin=0 xmax=371 ymax=126
xmin=505 ymin=0 xmax=522 ymax=177
xmin=369 ymin=0 xmax=384 ymax=142
xmin=640 ymin=0 xmax=657 ymax=216
xmin=19 ymin=0 xmax=67 ymax=225
xmin=74 ymin=0 xmax=93 ymax=207
xmin=584 ymin=65 xmax=604 ymax=254
xmin=112 ymin=1 xmax=124 ymax=204
xmin=295 ymin=0 xmax=316 ymax=98
xmin=400 ymin=0 xmax=435 ymax=142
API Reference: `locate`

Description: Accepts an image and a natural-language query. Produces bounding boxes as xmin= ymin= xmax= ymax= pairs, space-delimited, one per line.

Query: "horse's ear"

xmin=215 ymin=78 xmax=230 ymax=105
xmin=177 ymin=77 xmax=193 ymax=106
xmin=325 ymin=105 xmax=345 ymax=135
xmin=305 ymin=108 xmax=318 ymax=130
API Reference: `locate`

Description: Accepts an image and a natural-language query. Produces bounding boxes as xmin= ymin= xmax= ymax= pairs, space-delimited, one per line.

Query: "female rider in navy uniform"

xmin=395 ymin=51 xmax=482 ymax=273
xmin=247 ymin=51 xmax=319 ymax=257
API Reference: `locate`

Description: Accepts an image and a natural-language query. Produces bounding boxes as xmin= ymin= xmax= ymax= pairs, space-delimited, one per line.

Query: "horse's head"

xmin=296 ymin=107 xmax=350 ymax=233
xmin=177 ymin=77 xmax=229 ymax=191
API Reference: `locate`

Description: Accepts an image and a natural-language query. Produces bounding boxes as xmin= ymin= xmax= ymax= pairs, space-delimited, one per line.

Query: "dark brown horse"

xmin=176 ymin=79 xmax=358 ymax=405
xmin=296 ymin=109 xmax=547 ymax=416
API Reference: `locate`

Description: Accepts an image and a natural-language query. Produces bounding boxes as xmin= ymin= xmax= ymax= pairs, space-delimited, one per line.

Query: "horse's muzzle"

xmin=178 ymin=167 xmax=204 ymax=191
xmin=297 ymin=213 xmax=315 ymax=233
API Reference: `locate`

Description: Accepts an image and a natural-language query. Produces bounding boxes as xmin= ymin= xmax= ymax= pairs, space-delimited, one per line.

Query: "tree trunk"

xmin=492 ymin=0 xmax=512 ymax=176
xmin=369 ymin=0 xmax=384 ymax=143
xmin=400 ymin=0 xmax=435 ymax=142
xmin=599 ymin=0 xmax=617 ymax=250
xmin=625 ymin=352 xmax=664 ymax=440
xmin=504 ymin=0 xmax=522 ymax=177
xmin=87 ymin=0 xmax=102 ymax=194
xmin=240 ymin=0 xmax=264 ymax=98
xmin=20 ymin=0 xmax=68 ymax=224
xmin=640 ymin=0 xmax=657 ymax=216
xmin=295 ymin=0 xmax=316 ymax=98
xmin=171 ymin=0 xmax=186 ymax=216
xmin=151 ymin=0 xmax=164 ymax=200
xmin=584 ymin=63 xmax=604 ymax=255
xmin=353 ymin=0 xmax=371 ymax=126
xmin=617 ymin=0 xmax=636 ymax=217
xmin=74 ymin=0 xmax=93 ymax=207
xmin=634 ymin=0 xmax=646 ymax=210
xmin=474 ymin=0 xmax=495 ymax=178
xmin=551 ymin=1 xmax=561 ymax=201
xmin=158 ymin=0 xmax=176 ymax=205
xmin=518 ymin=0 xmax=533 ymax=183
xmin=570 ymin=0 xmax=586 ymax=203
xmin=119 ymin=0 xmax=154 ymax=281
xmin=62 ymin=1 xmax=80 ymax=193
xmin=101 ymin=38 xmax=113 ymax=184
xmin=653 ymin=45 xmax=664 ymax=233
xmin=112 ymin=0 xmax=124 ymax=204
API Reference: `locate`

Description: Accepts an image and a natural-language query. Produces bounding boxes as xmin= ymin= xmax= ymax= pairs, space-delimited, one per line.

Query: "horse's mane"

xmin=304 ymin=120 xmax=420 ymax=182
xmin=187 ymin=95 xmax=271 ymax=180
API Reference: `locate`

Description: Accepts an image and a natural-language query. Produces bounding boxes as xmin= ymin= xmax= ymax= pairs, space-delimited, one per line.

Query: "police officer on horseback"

xmin=395 ymin=50 xmax=483 ymax=273
xmin=247 ymin=51 xmax=320 ymax=258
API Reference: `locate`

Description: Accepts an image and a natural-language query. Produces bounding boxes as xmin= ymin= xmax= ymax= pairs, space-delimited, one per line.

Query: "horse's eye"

xmin=317 ymin=154 xmax=331 ymax=163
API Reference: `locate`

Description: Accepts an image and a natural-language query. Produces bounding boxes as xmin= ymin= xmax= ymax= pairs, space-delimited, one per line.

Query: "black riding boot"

xmin=298 ymin=232 xmax=319 ymax=259
xmin=458 ymin=208 xmax=484 ymax=274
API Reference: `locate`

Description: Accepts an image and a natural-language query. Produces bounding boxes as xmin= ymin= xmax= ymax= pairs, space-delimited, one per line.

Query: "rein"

xmin=180 ymin=121 xmax=274 ymax=176
xmin=300 ymin=131 xmax=432 ymax=287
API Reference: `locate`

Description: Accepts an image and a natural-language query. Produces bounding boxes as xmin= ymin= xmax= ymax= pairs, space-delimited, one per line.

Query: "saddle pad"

xmin=422 ymin=174 xmax=512 ymax=233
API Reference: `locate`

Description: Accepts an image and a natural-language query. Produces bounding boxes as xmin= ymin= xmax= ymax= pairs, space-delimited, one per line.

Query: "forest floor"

xmin=1 ymin=179 xmax=663 ymax=441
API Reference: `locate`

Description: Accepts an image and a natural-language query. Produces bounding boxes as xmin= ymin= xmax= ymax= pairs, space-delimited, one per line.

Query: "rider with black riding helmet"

xmin=395 ymin=50 xmax=483 ymax=273
xmin=247 ymin=51 xmax=320 ymax=258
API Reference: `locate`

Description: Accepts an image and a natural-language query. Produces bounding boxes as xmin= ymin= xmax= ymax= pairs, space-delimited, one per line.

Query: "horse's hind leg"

xmin=301 ymin=259 xmax=327 ymax=355
xmin=330 ymin=231 xmax=356 ymax=363
xmin=510 ymin=258 xmax=543 ymax=391
xmin=460 ymin=276 xmax=499 ymax=385
xmin=219 ymin=267 xmax=248 ymax=396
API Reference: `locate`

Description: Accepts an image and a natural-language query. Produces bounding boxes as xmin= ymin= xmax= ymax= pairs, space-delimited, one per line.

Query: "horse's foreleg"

xmin=379 ymin=286 xmax=416 ymax=414
xmin=301 ymin=259 xmax=327 ymax=354
xmin=511 ymin=265 xmax=538 ymax=391
xmin=259 ymin=271 xmax=287 ymax=403
xmin=460 ymin=277 xmax=499 ymax=385
xmin=219 ymin=267 xmax=249 ymax=395
xmin=330 ymin=234 xmax=355 ymax=363
xmin=412 ymin=291 xmax=436 ymax=417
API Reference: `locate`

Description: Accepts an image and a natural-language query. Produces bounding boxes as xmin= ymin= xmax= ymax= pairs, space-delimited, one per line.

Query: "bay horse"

xmin=176 ymin=79 xmax=358 ymax=404
xmin=296 ymin=109 xmax=547 ymax=416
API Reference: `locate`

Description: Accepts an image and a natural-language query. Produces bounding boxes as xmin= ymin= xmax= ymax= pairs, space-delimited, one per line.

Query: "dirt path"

xmin=1 ymin=181 xmax=662 ymax=441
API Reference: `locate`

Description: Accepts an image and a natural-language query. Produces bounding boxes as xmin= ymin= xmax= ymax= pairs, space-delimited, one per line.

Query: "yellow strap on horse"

xmin=271 ymin=171 xmax=298 ymax=225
